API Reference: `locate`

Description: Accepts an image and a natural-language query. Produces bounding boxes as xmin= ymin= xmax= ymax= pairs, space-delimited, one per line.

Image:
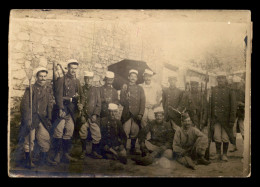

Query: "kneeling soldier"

xmin=133 ymin=107 xmax=174 ymax=166
xmin=19 ymin=67 xmax=56 ymax=168
xmin=100 ymin=103 xmax=128 ymax=164
xmin=173 ymin=112 xmax=210 ymax=170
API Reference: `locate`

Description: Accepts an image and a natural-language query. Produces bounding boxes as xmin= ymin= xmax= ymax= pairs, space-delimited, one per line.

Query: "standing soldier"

xmin=184 ymin=76 xmax=208 ymax=130
xmin=19 ymin=67 xmax=56 ymax=168
xmin=100 ymin=71 xmax=119 ymax=119
xmin=120 ymin=69 xmax=146 ymax=155
xmin=52 ymin=59 xmax=83 ymax=164
xmin=230 ymin=75 xmax=245 ymax=152
xmin=79 ymin=71 xmax=102 ymax=159
xmin=100 ymin=103 xmax=127 ymax=164
xmin=162 ymin=73 xmax=185 ymax=129
xmin=139 ymin=69 xmax=162 ymax=128
xmin=173 ymin=112 xmax=210 ymax=170
xmin=210 ymin=72 xmax=236 ymax=161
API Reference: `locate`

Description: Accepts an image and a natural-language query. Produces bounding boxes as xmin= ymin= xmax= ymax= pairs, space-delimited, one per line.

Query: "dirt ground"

xmin=9 ymin=134 xmax=245 ymax=178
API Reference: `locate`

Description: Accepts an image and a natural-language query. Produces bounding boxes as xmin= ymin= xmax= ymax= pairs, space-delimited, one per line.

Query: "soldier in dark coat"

xmin=230 ymin=75 xmax=245 ymax=152
xmin=19 ymin=67 xmax=56 ymax=168
xmin=120 ymin=69 xmax=146 ymax=155
xmin=133 ymin=107 xmax=174 ymax=166
xmin=162 ymin=73 xmax=186 ymax=128
xmin=52 ymin=59 xmax=84 ymax=164
xmin=210 ymin=72 xmax=237 ymax=162
xmin=100 ymin=103 xmax=127 ymax=164
xmin=79 ymin=71 xmax=102 ymax=159
xmin=99 ymin=71 xmax=119 ymax=118
xmin=184 ymin=76 xmax=208 ymax=130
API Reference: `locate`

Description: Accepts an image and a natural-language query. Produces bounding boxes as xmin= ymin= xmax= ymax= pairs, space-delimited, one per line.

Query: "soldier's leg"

xmin=122 ymin=118 xmax=131 ymax=138
xmin=176 ymin=156 xmax=196 ymax=170
xmin=62 ymin=114 xmax=77 ymax=162
xmin=141 ymin=108 xmax=149 ymax=128
xmin=79 ymin=122 xmax=89 ymax=159
xmin=117 ymin=146 xmax=127 ymax=164
xmin=213 ymin=123 xmax=222 ymax=160
xmin=162 ymin=149 xmax=173 ymax=160
xmin=238 ymin=118 xmax=244 ymax=140
xmin=23 ymin=129 xmax=36 ymax=168
xmin=36 ymin=123 xmax=57 ymax=166
xmin=129 ymin=119 xmax=140 ymax=155
xmin=221 ymin=126 xmax=230 ymax=162
xmin=89 ymin=121 xmax=102 ymax=159
xmin=194 ymin=136 xmax=210 ymax=165
xmin=230 ymin=118 xmax=238 ymax=152
xmin=52 ymin=119 xmax=65 ymax=163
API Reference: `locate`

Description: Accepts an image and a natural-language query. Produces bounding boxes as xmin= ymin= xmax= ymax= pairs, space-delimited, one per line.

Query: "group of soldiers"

xmin=17 ymin=59 xmax=245 ymax=170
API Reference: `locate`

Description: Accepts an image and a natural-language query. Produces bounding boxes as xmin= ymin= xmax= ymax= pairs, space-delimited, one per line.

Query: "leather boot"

xmin=92 ymin=143 xmax=103 ymax=159
xmin=229 ymin=137 xmax=238 ymax=152
xmin=80 ymin=139 xmax=87 ymax=159
xmin=53 ymin=138 xmax=62 ymax=164
xmin=222 ymin=142 xmax=229 ymax=162
xmin=197 ymin=155 xmax=211 ymax=165
xmin=215 ymin=142 xmax=222 ymax=161
xmin=130 ymin=139 xmax=140 ymax=155
xmin=62 ymin=139 xmax=78 ymax=163
xmin=25 ymin=152 xmax=35 ymax=169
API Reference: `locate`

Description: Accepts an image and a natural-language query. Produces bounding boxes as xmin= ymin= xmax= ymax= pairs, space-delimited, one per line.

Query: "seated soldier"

xmin=100 ymin=103 xmax=128 ymax=164
xmin=173 ymin=112 xmax=211 ymax=170
xmin=132 ymin=107 xmax=174 ymax=166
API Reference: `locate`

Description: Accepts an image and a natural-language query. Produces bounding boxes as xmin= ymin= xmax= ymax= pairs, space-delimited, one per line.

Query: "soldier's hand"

xmin=91 ymin=115 xmax=97 ymax=122
xmin=77 ymin=103 xmax=83 ymax=111
xmin=47 ymin=120 xmax=52 ymax=130
xmin=119 ymin=144 xmax=125 ymax=151
xmin=80 ymin=116 xmax=86 ymax=124
xmin=59 ymin=109 xmax=66 ymax=118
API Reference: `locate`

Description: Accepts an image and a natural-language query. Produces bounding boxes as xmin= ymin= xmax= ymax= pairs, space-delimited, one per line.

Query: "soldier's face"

xmin=68 ymin=64 xmax=78 ymax=76
xmin=109 ymin=110 xmax=118 ymax=120
xmin=190 ymin=82 xmax=199 ymax=92
xmin=84 ymin=77 xmax=93 ymax=86
xmin=155 ymin=113 xmax=164 ymax=123
xmin=217 ymin=76 xmax=227 ymax=87
xmin=182 ymin=117 xmax=192 ymax=129
xmin=168 ymin=78 xmax=177 ymax=87
xmin=37 ymin=72 xmax=47 ymax=85
xmin=143 ymin=74 xmax=152 ymax=85
xmin=105 ymin=78 xmax=114 ymax=86
xmin=128 ymin=73 xmax=138 ymax=84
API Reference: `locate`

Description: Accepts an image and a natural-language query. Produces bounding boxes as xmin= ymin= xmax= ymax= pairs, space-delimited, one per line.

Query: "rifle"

xmin=204 ymin=72 xmax=211 ymax=161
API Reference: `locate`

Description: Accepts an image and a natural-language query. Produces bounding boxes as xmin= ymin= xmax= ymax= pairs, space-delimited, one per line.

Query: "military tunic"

xmin=183 ymin=91 xmax=208 ymax=130
xmin=162 ymin=87 xmax=185 ymax=126
xmin=138 ymin=120 xmax=174 ymax=149
xmin=19 ymin=82 xmax=53 ymax=152
xmin=100 ymin=117 xmax=127 ymax=149
xmin=99 ymin=85 xmax=119 ymax=118
xmin=210 ymin=85 xmax=236 ymax=144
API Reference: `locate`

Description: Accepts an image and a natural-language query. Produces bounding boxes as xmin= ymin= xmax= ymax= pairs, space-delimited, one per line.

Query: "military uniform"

xmin=120 ymin=83 xmax=146 ymax=138
xmin=173 ymin=126 xmax=209 ymax=168
xmin=162 ymin=86 xmax=185 ymax=126
xmin=53 ymin=71 xmax=84 ymax=163
xmin=79 ymin=84 xmax=101 ymax=145
xmin=138 ymin=120 xmax=174 ymax=159
xmin=139 ymin=82 xmax=162 ymax=128
xmin=99 ymin=85 xmax=119 ymax=118
xmin=184 ymin=91 xmax=208 ymax=130
xmin=100 ymin=117 xmax=127 ymax=157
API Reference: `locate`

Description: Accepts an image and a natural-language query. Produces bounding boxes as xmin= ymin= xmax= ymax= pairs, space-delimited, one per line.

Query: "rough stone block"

xmin=39 ymin=57 xmax=48 ymax=67
xmin=33 ymin=44 xmax=45 ymax=53
xmin=17 ymin=32 xmax=30 ymax=40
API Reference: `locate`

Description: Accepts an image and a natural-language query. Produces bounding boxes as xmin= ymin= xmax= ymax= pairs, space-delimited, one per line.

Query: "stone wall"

xmin=9 ymin=14 xmax=165 ymax=113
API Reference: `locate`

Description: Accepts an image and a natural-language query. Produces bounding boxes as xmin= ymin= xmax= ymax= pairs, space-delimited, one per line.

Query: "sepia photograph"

xmin=8 ymin=9 xmax=252 ymax=177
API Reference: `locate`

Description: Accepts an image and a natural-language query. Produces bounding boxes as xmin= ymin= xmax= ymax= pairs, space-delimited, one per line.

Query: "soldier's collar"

xmin=66 ymin=73 xmax=75 ymax=79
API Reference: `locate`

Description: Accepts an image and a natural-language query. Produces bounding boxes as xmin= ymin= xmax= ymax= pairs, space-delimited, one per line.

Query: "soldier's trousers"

xmin=145 ymin=140 xmax=173 ymax=160
xmin=175 ymin=136 xmax=208 ymax=165
xmin=213 ymin=122 xmax=229 ymax=143
xmin=141 ymin=107 xmax=155 ymax=128
xmin=79 ymin=120 xmax=101 ymax=144
xmin=53 ymin=114 xmax=74 ymax=140
xmin=123 ymin=118 xmax=140 ymax=139
xmin=24 ymin=122 xmax=50 ymax=153
xmin=233 ymin=118 xmax=244 ymax=137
